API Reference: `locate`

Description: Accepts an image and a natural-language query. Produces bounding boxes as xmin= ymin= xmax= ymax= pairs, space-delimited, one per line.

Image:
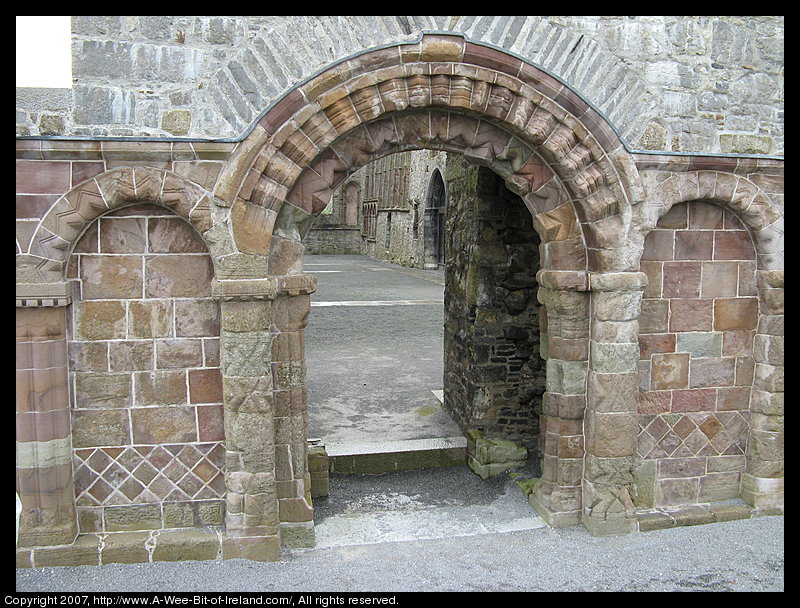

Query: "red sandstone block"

xmin=662 ymin=262 xmax=701 ymax=298
xmin=639 ymin=299 xmax=670 ymax=334
xmin=16 ymin=160 xmax=70 ymax=194
xmin=637 ymin=390 xmax=671 ymax=415
xmin=700 ymin=261 xmax=738 ymax=297
xmin=714 ymin=231 xmax=756 ymax=260
xmin=651 ymin=352 xmax=690 ymax=390
xmin=714 ymin=298 xmax=759 ymax=330
xmin=672 ymin=388 xmax=717 ymax=412
xmin=688 ymin=201 xmax=724 ymax=229
xmin=669 ymin=299 xmax=712 ymax=332
xmin=675 ymin=230 xmax=713 ymax=260
xmin=639 ymin=333 xmax=676 ymax=359
xmin=658 ymin=203 xmax=688 ymax=229
xmin=716 ymin=386 xmax=752 ymax=411
xmin=643 ymin=229 xmax=674 ymax=261
xmin=189 ymin=368 xmax=223 ymax=404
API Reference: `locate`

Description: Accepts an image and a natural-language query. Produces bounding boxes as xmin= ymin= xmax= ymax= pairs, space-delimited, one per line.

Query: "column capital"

xmin=212 ymin=274 xmax=317 ymax=302
xmin=16 ymin=282 xmax=72 ymax=307
xmin=588 ymin=271 xmax=649 ymax=292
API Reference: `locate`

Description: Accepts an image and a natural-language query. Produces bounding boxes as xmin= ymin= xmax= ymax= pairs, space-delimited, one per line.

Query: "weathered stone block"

xmin=714 ymin=298 xmax=759 ymax=330
xmin=590 ymin=342 xmax=639 ymax=373
xmin=101 ymin=531 xmax=151 ymax=564
xmin=676 ymin=332 xmax=723 ymax=358
xmin=131 ymin=405 xmax=198 ymax=444
xmin=698 ymin=472 xmax=741 ymax=502
xmin=145 ymin=255 xmax=213 ymax=298
xmin=152 ymin=529 xmax=220 ymax=562
xmin=32 ymin=534 xmax=100 ymax=567
xmin=585 ymin=411 xmax=637 ymax=457
xmin=189 ymin=368 xmax=223 ymax=404
xmin=175 ymin=299 xmax=220 ymax=338
xmin=689 ymin=357 xmax=736 ymax=388
xmin=156 ymin=338 xmax=203 ymax=369
xmin=651 ymin=352 xmax=689 ymax=390
xmin=109 ymin=340 xmax=153 ymax=371
xmin=135 ymin=370 xmax=187 ymax=405
xmin=74 ymin=301 xmax=126 ymax=340
xmin=221 ymin=330 xmax=272 ymax=377
xmin=221 ymin=535 xmax=281 ymax=562
xmin=128 ymin=300 xmax=173 ymax=338
xmin=71 ymin=409 xmax=130 ymax=448
xmin=104 ymin=506 xmax=162 ymax=533
xmin=587 ymin=371 xmax=638 ymax=413
xmin=74 ymin=372 xmax=131 ymax=408
xmin=546 ymin=359 xmax=587 ymax=395
xmin=161 ymin=110 xmax=192 ymax=136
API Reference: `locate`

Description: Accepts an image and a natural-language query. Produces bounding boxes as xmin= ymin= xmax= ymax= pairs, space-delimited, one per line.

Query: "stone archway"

xmin=638 ymin=171 xmax=784 ymax=512
xmin=16 ymin=168 xmax=225 ymax=549
xmin=210 ymin=32 xmax=650 ymax=550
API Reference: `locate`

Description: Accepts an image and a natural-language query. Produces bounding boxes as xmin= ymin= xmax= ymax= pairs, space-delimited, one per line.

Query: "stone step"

xmin=326 ymin=437 xmax=468 ymax=475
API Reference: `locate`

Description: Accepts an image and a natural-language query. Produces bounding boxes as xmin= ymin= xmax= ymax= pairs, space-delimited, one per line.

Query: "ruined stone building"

xmin=16 ymin=16 xmax=783 ymax=566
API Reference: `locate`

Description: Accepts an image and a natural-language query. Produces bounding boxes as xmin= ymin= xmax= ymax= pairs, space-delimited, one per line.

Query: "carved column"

xmin=16 ymin=283 xmax=77 ymax=547
xmin=528 ymin=271 xmax=589 ymax=527
xmin=271 ymin=274 xmax=317 ymax=548
xmin=581 ymin=272 xmax=648 ymax=536
xmin=214 ymin=278 xmax=281 ymax=561
xmin=742 ymin=270 xmax=784 ymax=511
xmin=213 ymin=272 xmax=317 ymax=561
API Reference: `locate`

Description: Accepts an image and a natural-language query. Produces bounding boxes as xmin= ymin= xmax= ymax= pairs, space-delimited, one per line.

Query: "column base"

xmin=221 ymin=534 xmax=282 ymax=562
xmin=741 ymin=474 xmax=784 ymax=513
xmin=528 ymin=481 xmax=581 ymax=528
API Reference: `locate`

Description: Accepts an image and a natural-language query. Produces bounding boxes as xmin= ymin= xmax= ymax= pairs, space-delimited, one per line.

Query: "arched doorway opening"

xmin=302 ymin=150 xmax=547 ymax=545
xmin=213 ymin=32 xmax=649 ymax=552
xmin=424 ymin=169 xmax=447 ymax=269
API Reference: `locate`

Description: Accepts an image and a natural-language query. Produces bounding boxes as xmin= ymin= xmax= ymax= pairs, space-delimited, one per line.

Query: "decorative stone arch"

xmin=18 ymin=167 xmax=221 ymax=288
xmin=644 ymin=171 xmax=783 ymax=270
xmin=641 ymin=171 xmax=784 ymax=512
xmin=215 ymin=33 xmax=645 ymax=273
xmin=15 ymin=167 xmax=225 ymax=550
xmin=204 ymin=32 xmax=655 ymax=547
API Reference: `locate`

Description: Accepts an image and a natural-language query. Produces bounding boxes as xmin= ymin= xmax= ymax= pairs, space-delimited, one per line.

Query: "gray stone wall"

xmin=443 ymin=156 xmax=545 ymax=449
xmin=16 ymin=16 xmax=784 ymax=156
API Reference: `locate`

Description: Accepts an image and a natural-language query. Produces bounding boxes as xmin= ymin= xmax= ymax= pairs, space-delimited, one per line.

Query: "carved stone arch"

xmin=645 ymin=171 xmax=783 ymax=271
xmin=19 ymin=167 xmax=221 ymax=286
xmin=216 ymin=33 xmax=645 ymax=275
xmin=210 ymin=32 xmax=656 ymax=548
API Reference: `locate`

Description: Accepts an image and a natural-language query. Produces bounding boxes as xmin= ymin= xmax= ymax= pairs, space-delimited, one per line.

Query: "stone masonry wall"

xmin=15 ymin=26 xmax=783 ymax=565
xmin=66 ymin=204 xmax=224 ymax=534
xmin=635 ymin=201 xmax=756 ymax=508
xmin=443 ymin=157 xmax=545 ymax=450
xmin=16 ymin=17 xmax=784 ymax=157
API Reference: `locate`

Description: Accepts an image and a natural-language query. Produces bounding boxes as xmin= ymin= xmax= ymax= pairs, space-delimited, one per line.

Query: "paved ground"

xmin=304 ymin=254 xmax=462 ymax=450
xmin=15 ymin=255 xmax=784 ymax=593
